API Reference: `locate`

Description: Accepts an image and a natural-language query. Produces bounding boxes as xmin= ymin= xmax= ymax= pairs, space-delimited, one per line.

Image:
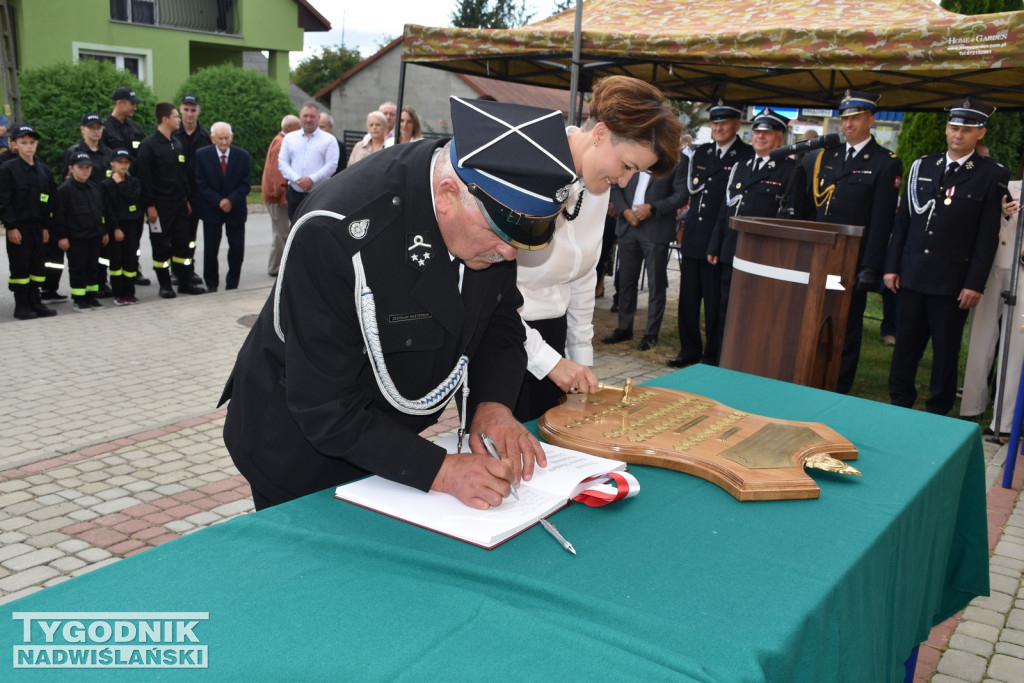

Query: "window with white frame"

xmin=73 ymin=42 xmax=153 ymax=86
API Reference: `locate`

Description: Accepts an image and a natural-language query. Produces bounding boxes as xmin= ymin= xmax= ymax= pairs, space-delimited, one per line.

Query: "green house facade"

xmin=6 ymin=0 xmax=329 ymax=100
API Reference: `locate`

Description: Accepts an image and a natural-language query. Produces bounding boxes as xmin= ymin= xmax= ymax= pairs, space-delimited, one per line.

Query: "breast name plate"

xmin=539 ymin=385 xmax=859 ymax=501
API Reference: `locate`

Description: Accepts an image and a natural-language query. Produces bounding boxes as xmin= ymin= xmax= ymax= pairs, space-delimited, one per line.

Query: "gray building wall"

xmin=329 ymin=46 xmax=476 ymax=138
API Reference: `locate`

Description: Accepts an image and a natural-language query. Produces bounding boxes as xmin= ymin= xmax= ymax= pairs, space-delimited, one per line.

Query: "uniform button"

xmin=392 ymin=196 xmax=401 ymax=206
xmin=924 ymin=249 xmax=930 ymax=254
xmin=928 ymin=231 xmax=934 ymax=235
xmin=405 ymin=338 xmax=412 ymax=347
xmin=496 ymin=293 xmax=502 ymax=302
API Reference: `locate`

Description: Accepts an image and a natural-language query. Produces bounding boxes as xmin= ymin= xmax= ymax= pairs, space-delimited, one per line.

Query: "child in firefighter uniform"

xmin=0 ymin=124 xmax=57 ymax=320
xmin=55 ymin=152 xmax=114 ymax=311
xmin=103 ymin=148 xmax=144 ymax=304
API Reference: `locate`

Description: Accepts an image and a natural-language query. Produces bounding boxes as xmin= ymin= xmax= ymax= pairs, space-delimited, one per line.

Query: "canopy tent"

xmin=402 ymin=0 xmax=1024 ymax=112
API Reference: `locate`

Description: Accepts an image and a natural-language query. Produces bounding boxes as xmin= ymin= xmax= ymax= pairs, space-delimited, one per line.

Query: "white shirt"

xmin=278 ymin=127 xmax=339 ymax=192
xmin=631 ymin=172 xmax=651 ymax=210
xmin=517 ymin=173 xmax=610 ymax=379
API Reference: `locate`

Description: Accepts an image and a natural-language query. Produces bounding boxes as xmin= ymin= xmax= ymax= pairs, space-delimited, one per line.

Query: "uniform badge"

xmin=349 ymin=219 xmax=369 ymax=239
xmin=555 ymin=184 xmax=571 ymax=202
xmin=407 ymin=234 xmax=433 ymax=271
xmin=965 ymin=160 xmax=974 ymax=170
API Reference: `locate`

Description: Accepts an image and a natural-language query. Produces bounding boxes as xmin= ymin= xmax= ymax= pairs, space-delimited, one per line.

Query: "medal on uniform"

xmin=944 ymin=186 xmax=955 ymax=205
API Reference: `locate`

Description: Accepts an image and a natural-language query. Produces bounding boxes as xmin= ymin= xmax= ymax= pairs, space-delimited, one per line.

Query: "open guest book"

xmin=334 ymin=434 xmax=629 ymax=549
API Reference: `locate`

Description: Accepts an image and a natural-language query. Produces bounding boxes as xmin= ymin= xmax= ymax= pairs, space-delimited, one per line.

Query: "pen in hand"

xmin=480 ymin=432 xmax=519 ymax=501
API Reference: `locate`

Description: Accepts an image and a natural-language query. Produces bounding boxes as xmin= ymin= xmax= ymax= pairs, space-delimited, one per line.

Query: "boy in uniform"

xmin=0 ymin=125 xmax=58 ymax=319
xmin=103 ymin=149 xmax=144 ymax=304
xmin=55 ymin=152 xmax=112 ymax=311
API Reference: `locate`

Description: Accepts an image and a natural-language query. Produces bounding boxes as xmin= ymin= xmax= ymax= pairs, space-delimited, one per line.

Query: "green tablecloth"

xmin=1 ymin=366 xmax=989 ymax=681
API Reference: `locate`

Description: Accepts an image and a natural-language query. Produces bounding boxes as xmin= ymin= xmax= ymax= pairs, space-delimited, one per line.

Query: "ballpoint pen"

xmin=539 ymin=518 xmax=577 ymax=555
xmin=480 ymin=432 xmax=519 ymax=500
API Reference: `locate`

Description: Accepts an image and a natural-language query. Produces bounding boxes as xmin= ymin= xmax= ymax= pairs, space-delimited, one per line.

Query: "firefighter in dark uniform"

xmin=136 ymin=102 xmax=206 ymax=298
xmin=173 ymin=93 xmax=211 ymax=288
xmin=884 ymin=98 xmax=1008 ymax=415
xmin=220 ymin=97 xmax=577 ymax=510
xmin=102 ymin=86 xmax=150 ymax=287
xmin=54 ymin=152 xmax=114 ymax=310
xmin=40 ymin=113 xmax=114 ymax=303
xmin=809 ymin=91 xmax=902 ymax=393
xmin=707 ymin=108 xmax=810 ymax=362
xmin=0 ymin=125 xmax=58 ymax=320
xmin=668 ymin=100 xmax=753 ymax=368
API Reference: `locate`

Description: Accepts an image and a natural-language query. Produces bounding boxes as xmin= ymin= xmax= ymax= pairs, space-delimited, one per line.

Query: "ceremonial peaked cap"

xmin=708 ymin=99 xmax=744 ymax=121
xmin=946 ymin=97 xmax=995 ymax=127
xmin=449 ymin=96 xmax=576 ymax=250
xmin=838 ymin=90 xmax=879 ymax=117
xmin=751 ymin=108 xmax=789 ymax=132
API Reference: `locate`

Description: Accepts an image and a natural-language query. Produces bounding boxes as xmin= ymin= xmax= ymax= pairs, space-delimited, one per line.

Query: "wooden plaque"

xmin=538 ymin=386 xmax=859 ymax=501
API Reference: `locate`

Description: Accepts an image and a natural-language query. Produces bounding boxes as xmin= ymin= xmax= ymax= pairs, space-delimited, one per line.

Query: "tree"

xmin=450 ymin=0 xmax=532 ymax=29
xmin=19 ymin=60 xmax=157 ymax=181
xmin=897 ymin=0 xmax=1024 ymax=174
xmin=175 ymin=65 xmax=295 ymax=180
xmin=290 ymin=45 xmax=362 ymax=100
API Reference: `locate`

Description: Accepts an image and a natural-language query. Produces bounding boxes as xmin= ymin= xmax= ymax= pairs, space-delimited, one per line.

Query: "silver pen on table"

xmin=539 ymin=518 xmax=577 ymax=555
xmin=480 ymin=432 xmax=519 ymax=500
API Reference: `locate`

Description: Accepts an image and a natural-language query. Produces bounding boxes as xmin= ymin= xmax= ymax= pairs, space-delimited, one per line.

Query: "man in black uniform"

xmin=220 ymin=97 xmax=577 ymax=511
xmin=808 ymin=91 xmax=902 ymax=393
xmin=668 ymin=100 xmax=753 ymax=368
xmin=0 ymin=125 xmax=58 ymax=319
xmin=173 ymin=94 xmax=211 ymax=288
xmin=707 ymin=108 xmax=809 ymax=362
xmin=102 ymin=86 xmax=150 ymax=287
xmin=884 ymin=98 xmax=1008 ymax=415
xmin=40 ymin=113 xmax=114 ymax=303
xmin=136 ymin=102 xmax=205 ymax=297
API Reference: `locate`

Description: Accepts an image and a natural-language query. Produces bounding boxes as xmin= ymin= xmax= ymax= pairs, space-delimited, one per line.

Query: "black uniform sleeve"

xmin=860 ymin=153 xmax=903 ymax=275
xmin=964 ymin=163 xmax=1010 ymax=293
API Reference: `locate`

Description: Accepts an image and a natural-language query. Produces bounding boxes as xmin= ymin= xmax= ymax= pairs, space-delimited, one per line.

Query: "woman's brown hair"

xmin=586 ymin=75 xmax=682 ymax=176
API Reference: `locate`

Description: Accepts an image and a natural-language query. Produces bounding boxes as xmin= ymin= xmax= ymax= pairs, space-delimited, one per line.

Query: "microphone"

xmin=768 ymin=133 xmax=842 ymax=161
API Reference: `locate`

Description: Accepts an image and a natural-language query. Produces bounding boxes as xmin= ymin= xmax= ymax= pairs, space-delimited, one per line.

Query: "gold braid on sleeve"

xmin=810 ymin=150 xmax=835 ymax=210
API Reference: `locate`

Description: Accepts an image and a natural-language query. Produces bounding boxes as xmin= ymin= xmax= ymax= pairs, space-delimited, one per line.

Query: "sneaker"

xmin=72 ymin=301 xmax=91 ymax=312
xmin=40 ymin=290 xmax=68 ymax=303
xmin=126 ymin=295 xmax=141 ymax=304
xmin=87 ymin=298 xmax=104 ymax=308
xmin=113 ymin=297 xmax=131 ymax=306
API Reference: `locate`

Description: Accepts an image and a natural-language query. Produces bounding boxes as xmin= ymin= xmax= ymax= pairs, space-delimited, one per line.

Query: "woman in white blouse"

xmin=347 ymin=111 xmax=387 ymax=167
xmin=513 ymin=76 xmax=683 ymax=421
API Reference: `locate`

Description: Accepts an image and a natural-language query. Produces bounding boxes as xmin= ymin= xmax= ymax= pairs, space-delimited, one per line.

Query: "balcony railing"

xmin=110 ymin=0 xmax=237 ymax=34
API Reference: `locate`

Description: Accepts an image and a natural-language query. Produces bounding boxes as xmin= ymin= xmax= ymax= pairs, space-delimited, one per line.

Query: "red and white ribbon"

xmin=572 ymin=471 xmax=640 ymax=507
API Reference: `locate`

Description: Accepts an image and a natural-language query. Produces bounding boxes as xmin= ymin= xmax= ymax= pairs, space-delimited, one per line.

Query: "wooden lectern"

xmin=719 ymin=217 xmax=863 ymax=391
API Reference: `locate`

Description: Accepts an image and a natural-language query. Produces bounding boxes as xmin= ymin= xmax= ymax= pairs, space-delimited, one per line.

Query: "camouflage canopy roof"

xmin=403 ymin=0 xmax=1024 ymax=111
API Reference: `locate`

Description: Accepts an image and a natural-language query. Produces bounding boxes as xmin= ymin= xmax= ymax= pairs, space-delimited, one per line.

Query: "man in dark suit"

xmin=667 ymin=101 xmax=753 ymax=367
xmin=603 ymin=155 xmax=689 ymax=351
xmin=884 ymin=97 xmax=1009 ymax=415
xmin=707 ymin=108 xmax=810 ymax=363
xmin=220 ymin=97 xmax=577 ymax=510
xmin=195 ymin=121 xmax=251 ymax=292
xmin=808 ymin=91 xmax=903 ymax=393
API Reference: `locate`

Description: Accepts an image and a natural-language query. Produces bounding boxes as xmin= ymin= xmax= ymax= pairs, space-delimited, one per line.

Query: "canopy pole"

xmin=567 ymin=0 xmax=583 ymax=126
xmin=395 ymin=59 xmax=407 ymax=144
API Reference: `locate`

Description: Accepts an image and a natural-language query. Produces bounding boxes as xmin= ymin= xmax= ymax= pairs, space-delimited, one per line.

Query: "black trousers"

xmin=888 ymin=288 xmax=969 ymax=415
xmin=68 ymin=236 xmax=101 ymax=299
xmin=202 ymin=218 xmax=245 ymax=289
xmin=286 ymin=187 xmax=307 ymax=222
xmin=109 ymin=218 xmax=143 ymax=278
xmin=836 ymin=287 xmax=868 ymax=394
xmin=149 ymin=199 xmax=192 ymax=272
xmin=6 ymin=224 xmax=46 ymax=290
xmin=676 ymin=256 xmax=721 ymax=364
xmin=513 ymin=315 xmax=568 ymax=423
xmin=41 ymin=241 xmax=66 ymax=292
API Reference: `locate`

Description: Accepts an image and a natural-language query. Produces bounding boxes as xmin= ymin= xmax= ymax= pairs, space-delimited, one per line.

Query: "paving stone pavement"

xmin=1 ymin=276 xmax=1022 ymax=682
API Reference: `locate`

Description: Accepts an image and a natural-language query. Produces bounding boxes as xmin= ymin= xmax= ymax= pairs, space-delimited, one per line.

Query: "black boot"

xmin=28 ymin=287 xmax=57 ymax=317
xmin=177 ymin=266 xmax=205 ymax=295
xmin=13 ymin=289 xmax=38 ymax=320
xmin=156 ymin=268 xmax=176 ymax=299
